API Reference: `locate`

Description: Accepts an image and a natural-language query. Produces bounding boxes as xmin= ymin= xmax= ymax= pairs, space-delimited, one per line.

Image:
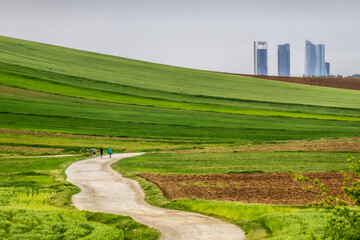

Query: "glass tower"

xmin=325 ymin=62 xmax=330 ymax=76
xmin=315 ymin=44 xmax=326 ymax=77
xmin=305 ymin=40 xmax=327 ymax=77
xmin=278 ymin=44 xmax=290 ymax=77
xmin=305 ymin=40 xmax=317 ymax=76
xmin=254 ymin=41 xmax=268 ymax=75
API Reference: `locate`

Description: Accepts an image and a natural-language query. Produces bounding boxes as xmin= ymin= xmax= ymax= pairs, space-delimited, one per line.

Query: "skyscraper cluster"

xmin=253 ymin=40 xmax=330 ymax=77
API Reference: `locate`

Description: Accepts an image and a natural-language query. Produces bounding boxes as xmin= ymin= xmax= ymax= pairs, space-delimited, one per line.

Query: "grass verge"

xmin=117 ymin=151 xmax=360 ymax=174
xmin=0 ymin=155 xmax=159 ymax=239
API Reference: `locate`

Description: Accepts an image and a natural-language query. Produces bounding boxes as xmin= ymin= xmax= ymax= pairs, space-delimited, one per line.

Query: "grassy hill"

xmin=0 ymin=36 xmax=359 ymax=240
xmin=0 ymin=35 xmax=359 ymax=141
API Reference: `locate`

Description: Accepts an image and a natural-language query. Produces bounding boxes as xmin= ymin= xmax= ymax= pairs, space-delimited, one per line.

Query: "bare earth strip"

xmin=0 ymin=154 xmax=80 ymax=159
xmin=138 ymin=172 xmax=351 ymax=205
xmin=65 ymin=153 xmax=245 ymax=240
xmin=161 ymin=137 xmax=360 ymax=153
xmin=237 ymin=74 xmax=360 ymax=91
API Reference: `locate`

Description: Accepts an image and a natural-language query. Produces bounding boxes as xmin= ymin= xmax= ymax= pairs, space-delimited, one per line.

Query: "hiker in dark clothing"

xmin=100 ymin=147 xmax=104 ymax=158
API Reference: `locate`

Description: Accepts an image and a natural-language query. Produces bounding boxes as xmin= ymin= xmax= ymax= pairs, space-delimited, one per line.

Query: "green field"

xmin=0 ymin=36 xmax=359 ymax=141
xmin=0 ymin=154 xmax=159 ymax=240
xmin=117 ymin=151 xmax=359 ymax=174
xmin=0 ymin=35 xmax=359 ymax=239
xmin=166 ymin=200 xmax=329 ymax=240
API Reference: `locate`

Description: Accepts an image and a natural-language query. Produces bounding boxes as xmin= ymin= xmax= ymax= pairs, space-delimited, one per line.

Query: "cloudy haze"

xmin=0 ymin=0 xmax=359 ymax=76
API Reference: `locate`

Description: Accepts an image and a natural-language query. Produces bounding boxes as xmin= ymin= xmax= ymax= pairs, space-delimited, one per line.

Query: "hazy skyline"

xmin=0 ymin=0 xmax=359 ymax=76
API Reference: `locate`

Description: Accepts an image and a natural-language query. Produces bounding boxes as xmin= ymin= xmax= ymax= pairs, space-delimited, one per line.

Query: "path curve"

xmin=65 ymin=153 xmax=245 ymax=240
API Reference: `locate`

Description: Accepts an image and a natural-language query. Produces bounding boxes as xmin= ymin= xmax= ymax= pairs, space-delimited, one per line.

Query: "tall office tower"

xmin=254 ymin=41 xmax=268 ymax=75
xmin=325 ymin=62 xmax=330 ymax=76
xmin=305 ymin=40 xmax=317 ymax=76
xmin=305 ymin=40 xmax=327 ymax=77
xmin=315 ymin=44 xmax=326 ymax=76
xmin=278 ymin=44 xmax=290 ymax=77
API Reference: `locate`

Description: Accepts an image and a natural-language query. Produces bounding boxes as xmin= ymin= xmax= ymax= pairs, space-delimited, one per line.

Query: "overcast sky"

xmin=0 ymin=0 xmax=359 ymax=76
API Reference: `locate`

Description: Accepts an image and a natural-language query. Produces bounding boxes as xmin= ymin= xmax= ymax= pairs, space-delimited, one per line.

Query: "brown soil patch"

xmin=0 ymin=145 xmax=63 ymax=155
xmin=161 ymin=137 xmax=360 ymax=153
xmin=238 ymin=74 xmax=360 ymax=91
xmin=138 ymin=172 xmax=356 ymax=205
xmin=0 ymin=128 xmax=184 ymax=142
xmin=238 ymin=138 xmax=360 ymax=152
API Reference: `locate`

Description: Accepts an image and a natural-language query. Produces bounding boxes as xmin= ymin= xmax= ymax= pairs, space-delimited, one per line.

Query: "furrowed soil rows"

xmin=138 ymin=172 xmax=353 ymax=205
xmin=238 ymin=74 xmax=360 ymax=91
xmin=161 ymin=137 xmax=360 ymax=153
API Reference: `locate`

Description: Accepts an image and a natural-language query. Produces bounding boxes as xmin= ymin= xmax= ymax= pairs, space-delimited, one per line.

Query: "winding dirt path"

xmin=65 ymin=153 xmax=245 ymax=240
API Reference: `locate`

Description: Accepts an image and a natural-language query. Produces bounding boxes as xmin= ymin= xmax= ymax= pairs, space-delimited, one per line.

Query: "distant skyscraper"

xmin=305 ymin=40 xmax=327 ymax=77
xmin=325 ymin=62 xmax=330 ymax=76
xmin=254 ymin=41 xmax=268 ymax=75
xmin=315 ymin=44 xmax=326 ymax=77
xmin=278 ymin=44 xmax=290 ymax=77
xmin=305 ymin=40 xmax=317 ymax=76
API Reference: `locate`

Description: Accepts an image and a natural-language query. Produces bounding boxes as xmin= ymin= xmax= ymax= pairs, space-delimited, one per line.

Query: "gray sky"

xmin=0 ymin=0 xmax=359 ymax=76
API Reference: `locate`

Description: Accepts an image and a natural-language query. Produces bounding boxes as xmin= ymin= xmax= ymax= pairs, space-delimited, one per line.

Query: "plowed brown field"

xmin=161 ymin=137 xmax=360 ymax=153
xmin=238 ymin=74 xmax=360 ymax=91
xmin=138 ymin=172 xmax=355 ymax=205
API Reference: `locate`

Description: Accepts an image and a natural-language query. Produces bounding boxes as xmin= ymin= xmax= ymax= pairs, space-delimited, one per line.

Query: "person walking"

xmin=108 ymin=147 xmax=112 ymax=158
xmin=91 ymin=148 xmax=96 ymax=157
xmin=100 ymin=147 xmax=103 ymax=158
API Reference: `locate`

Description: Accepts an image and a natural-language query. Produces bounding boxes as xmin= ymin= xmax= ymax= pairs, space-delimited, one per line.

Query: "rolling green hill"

xmin=1 ymin=35 xmax=359 ymax=240
xmin=0 ymin=35 xmax=359 ymax=141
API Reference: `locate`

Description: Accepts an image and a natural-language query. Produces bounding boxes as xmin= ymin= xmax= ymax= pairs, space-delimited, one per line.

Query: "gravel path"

xmin=65 ymin=153 xmax=245 ymax=240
